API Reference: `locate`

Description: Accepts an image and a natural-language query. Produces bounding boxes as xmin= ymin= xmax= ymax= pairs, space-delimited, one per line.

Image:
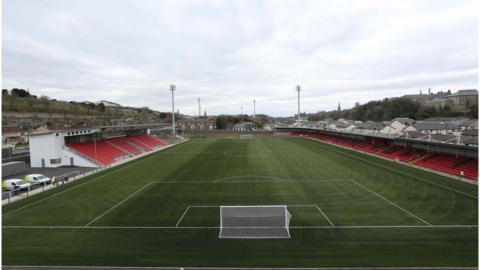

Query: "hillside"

xmin=2 ymin=88 xmax=173 ymax=130
xmin=308 ymin=97 xmax=478 ymax=122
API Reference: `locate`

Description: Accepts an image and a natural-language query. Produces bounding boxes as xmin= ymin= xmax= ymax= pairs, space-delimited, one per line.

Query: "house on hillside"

xmin=461 ymin=119 xmax=478 ymax=130
xmin=353 ymin=121 xmax=385 ymax=134
xmin=233 ymin=122 xmax=256 ymax=131
xmin=380 ymin=118 xmax=416 ymax=135
xmin=2 ymin=126 xmax=27 ymax=147
xmin=424 ymin=97 xmax=454 ymax=108
xmin=177 ymin=119 xmax=216 ymax=130
xmin=446 ymin=89 xmax=478 ymax=107
xmin=404 ymin=121 xmax=462 ymax=135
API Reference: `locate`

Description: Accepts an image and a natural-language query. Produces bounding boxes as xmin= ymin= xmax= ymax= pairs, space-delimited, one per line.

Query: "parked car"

xmin=24 ymin=174 xmax=51 ymax=185
xmin=3 ymin=179 xmax=31 ymax=191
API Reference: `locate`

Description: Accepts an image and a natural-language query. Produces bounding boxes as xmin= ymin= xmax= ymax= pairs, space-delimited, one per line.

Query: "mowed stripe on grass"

xmin=2 ymin=136 xmax=478 ymax=267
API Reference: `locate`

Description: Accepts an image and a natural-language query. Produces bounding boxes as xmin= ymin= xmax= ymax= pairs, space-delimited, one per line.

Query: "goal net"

xmin=240 ymin=134 xmax=253 ymax=139
xmin=219 ymin=205 xmax=292 ymax=239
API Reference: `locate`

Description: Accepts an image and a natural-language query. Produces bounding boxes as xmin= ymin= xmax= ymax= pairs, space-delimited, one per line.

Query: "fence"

xmin=1 ymin=139 xmax=188 ymax=205
xmin=2 ymin=165 xmax=112 ymax=205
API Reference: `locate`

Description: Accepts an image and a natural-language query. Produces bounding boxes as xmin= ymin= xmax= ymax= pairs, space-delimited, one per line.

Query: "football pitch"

xmin=2 ymin=136 xmax=478 ymax=268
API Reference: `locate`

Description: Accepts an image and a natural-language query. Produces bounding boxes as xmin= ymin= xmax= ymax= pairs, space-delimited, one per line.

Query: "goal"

xmin=240 ymin=134 xmax=253 ymax=139
xmin=219 ymin=205 xmax=292 ymax=239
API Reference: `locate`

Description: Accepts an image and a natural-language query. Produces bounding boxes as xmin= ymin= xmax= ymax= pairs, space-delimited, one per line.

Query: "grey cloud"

xmin=2 ymin=0 xmax=477 ymax=116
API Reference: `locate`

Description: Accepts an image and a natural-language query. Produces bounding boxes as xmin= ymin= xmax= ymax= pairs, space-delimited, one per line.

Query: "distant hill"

xmin=2 ymin=88 xmax=175 ymax=130
xmin=308 ymin=97 xmax=477 ymax=122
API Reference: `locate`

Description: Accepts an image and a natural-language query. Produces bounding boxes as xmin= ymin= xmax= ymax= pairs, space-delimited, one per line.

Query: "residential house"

xmin=178 ymin=119 xmax=216 ymax=130
xmin=353 ymin=121 xmax=385 ymax=134
xmin=405 ymin=121 xmax=462 ymax=135
xmin=233 ymin=122 xmax=256 ymax=131
xmin=2 ymin=126 xmax=27 ymax=147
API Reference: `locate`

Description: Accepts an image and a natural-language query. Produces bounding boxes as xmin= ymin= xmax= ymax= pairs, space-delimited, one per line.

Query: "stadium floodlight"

xmin=170 ymin=84 xmax=176 ymax=135
xmin=296 ymin=85 xmax=301 ymax=121
xmin=198 ymin=98 xmax=201 ymax=117
xmin=253 ymin=99 xmax=256 ymax=120
xmin=219 ymin=205 xmax=292 ymax=239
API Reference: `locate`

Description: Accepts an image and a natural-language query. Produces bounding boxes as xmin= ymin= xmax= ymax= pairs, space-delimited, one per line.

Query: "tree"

xmin=466 ymin=104 xmax=478 ymax=119
xmin=216 ymin=116 xmax=226 ymax=129
xmin=11 ymin=88 xmax=30 ymax=97
xmin=97 ymin=103 xmax=106 ymax=112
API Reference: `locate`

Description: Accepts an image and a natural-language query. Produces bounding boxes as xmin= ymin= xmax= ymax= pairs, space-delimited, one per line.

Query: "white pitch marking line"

xmin=352 ymin=180 xmax=432 ymax=226
xmin=213 ymin=175 xmax=287 ymax=182
xmin=314 ymin=204 xmax=335 ymax=227
xmin=3 ymin=225 xmax=477 ymax=229
xmin=175 ymin=206 xmax=191 ymax=227
xmin=150 ymin=179 xmax=352 ymax=184
xmin=83 ymin=182 xmax=152 ymax=227
xmin=2 ymin=145 xmax=180 ymax=217
xmin=190 ymin=204 xmax=319 ymax=208
xmin=304 ymin=138 xmax=478 ymax=199
xmin=3 ymin=266 xmax=479 ymax=270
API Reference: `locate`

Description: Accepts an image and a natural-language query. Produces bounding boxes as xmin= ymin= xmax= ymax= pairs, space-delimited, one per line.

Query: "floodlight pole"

xmin=241 ymin=105 xmax=243 ymax=115
xmin=253 ymin=99 xmax=256 ymax=120
xmin=296 ymin=85 xmax=301 ymax=121
xmin=198 ymin=98 xmax=201 ymax=118
xmin=170 ymin=84 xmax=176 ymax=135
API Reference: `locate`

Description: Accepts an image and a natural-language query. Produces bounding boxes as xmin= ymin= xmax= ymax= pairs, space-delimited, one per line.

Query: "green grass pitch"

xmin=2 ymin=136 xmax=478 ymax=267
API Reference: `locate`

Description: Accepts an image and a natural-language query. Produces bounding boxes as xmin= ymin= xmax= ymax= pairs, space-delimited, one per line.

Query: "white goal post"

xmin=219 ymin=205 xmax=292 ymax=239
xmin=239 ymin=134 xmax=253 ymax=139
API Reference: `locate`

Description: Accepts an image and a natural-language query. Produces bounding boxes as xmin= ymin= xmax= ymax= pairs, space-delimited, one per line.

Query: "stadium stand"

xmin=135 ymin=134 xmax=168 ymax=147
xmin=415 ymin=154 xmax=479 ymax=180
xmin=69 ymin=135 xmax=167 ymax=165
xmin=290 ymin=131 xmax=478 ymax=180
xmin=109 ymin=137 xmax=142 ymax=155
xmin=69 ymin=140 xmax=126 ymax=165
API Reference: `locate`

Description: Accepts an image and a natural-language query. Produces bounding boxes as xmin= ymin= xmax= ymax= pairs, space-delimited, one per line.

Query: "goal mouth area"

xmin=219 ymin=205 xmax=292 ymax=239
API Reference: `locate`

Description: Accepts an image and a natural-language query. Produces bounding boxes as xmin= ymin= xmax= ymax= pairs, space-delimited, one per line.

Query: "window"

xmin=50 ymin=158 xmax=61 ymax=164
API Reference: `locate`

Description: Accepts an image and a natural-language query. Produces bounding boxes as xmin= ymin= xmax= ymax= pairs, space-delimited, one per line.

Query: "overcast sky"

xmin=2 ymin=0 xmax=478 ymax=116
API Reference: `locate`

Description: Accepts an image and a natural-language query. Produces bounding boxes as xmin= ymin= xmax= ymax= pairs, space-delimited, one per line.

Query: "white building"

xmin=404 ymin=121 xmax=462 ymax=135
xmin=29 ymin=129 xmax=99 ymax=168
xmin=379 ymin=118 xmax=415 ymax=135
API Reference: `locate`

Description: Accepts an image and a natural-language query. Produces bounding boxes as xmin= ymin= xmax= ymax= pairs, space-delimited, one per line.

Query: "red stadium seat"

xmin=290 ymin=131 xmax=478 ymax=181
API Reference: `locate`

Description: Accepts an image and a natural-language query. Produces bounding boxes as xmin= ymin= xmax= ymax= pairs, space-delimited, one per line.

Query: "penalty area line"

xmin=175 ymin=206 xmax=191 ymax=227
xmin=352 ymin=180 xmax=432 ymax=226
xmin=83 ymin=182 xmax=153 ymax=227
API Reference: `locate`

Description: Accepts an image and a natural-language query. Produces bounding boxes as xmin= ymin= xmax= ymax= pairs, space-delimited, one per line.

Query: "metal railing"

xmin=2 ymin=166 xmax=112 ymax=205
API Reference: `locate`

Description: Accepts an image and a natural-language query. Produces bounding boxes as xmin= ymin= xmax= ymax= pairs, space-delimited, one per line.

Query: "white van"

xmin=24 ymin=174 xmax=51 ymax=185
xmin=3 ymin=179 xmax=31 ymax=191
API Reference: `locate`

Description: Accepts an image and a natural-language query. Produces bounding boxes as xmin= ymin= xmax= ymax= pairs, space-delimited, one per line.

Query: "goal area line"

xmin=3 ymin=225 xmax=477 ymax=229
xmin=175 ymin=204 xmax=333 ymax=229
